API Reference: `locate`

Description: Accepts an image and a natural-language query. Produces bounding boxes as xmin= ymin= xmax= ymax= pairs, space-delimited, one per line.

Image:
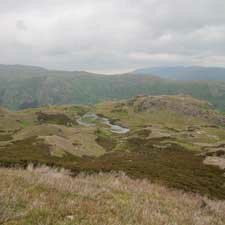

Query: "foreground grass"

xmin=0 ymin=167 xmax=225 ymax=225
xmin=1 ymin=136 xmax=225 ymax=199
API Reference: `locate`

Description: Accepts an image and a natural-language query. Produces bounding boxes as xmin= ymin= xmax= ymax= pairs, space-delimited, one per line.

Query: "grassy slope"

xmin=95 ymin=95 xmax=225 ymax=142
xmin=0 ymin=104 xmax=105 ymax=158
xmin=0 ymin=167 xmax=225 ymax=225
xmin=0 ymin=96 xmax=225 ymax=199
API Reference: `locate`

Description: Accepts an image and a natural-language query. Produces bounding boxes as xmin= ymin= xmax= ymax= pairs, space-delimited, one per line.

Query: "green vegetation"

xmin=80 ymin=138 xmax=225 ymax=199
xmin=0 ymin=137 xmax=79 ymax=169
xmin=0 ymin=95 xmax=225 ymax=200
xmin=0 ymin=134 xmax=13 ymax=142
xmin=36 ymin=111 xmax=77 ymax=126
xmin=1 ymin=65 xmax=225 ymax=111
xmin=95 ymin=128 xmax=117 ymax=151
xmin=95 ymin=95 xmax=225 ymax=130
xmin=18 ymin=120 xmax=29 ymax=128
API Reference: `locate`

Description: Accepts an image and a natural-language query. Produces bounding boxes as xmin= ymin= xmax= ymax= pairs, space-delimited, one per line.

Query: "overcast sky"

xmin=0 ymin=0 xmax=225 ymax=73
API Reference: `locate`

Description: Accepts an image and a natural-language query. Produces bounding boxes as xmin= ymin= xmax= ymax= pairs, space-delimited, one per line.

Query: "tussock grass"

xmin=0 ymin=167 xmax=225 ymax=225
xmin=1 ymin=136 xmax=225 ymax=199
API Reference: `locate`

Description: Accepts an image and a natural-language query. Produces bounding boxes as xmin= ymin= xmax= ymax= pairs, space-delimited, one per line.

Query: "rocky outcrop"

xmin=128 ymin=95 xmax=225 ymax=126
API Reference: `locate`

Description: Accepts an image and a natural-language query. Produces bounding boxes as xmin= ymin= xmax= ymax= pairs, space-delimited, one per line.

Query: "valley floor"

xmin=0 ymin=167 xmax=225 ymax=225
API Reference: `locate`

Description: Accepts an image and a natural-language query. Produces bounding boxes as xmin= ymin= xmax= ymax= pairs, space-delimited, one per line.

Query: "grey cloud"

xmin=16 ymin=20 xmax=27 ymax=31
xmin=0 ymin=0 xmax=225 ymax=73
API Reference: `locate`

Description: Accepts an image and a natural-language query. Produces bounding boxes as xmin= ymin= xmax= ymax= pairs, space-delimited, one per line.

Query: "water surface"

xmin=77 ymin=113 xmax=129 ymax=134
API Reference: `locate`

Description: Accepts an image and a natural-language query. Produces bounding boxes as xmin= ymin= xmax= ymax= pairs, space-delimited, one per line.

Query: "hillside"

xmin=0 ymin=95 xmax=225 ymax=199
xmin=1 ymin=65 xmax=225 ymax=111
xmin=133 ymin=66 xmax=225 ymax=81
xmin=1 ymin=167 xmax=225 ymax=225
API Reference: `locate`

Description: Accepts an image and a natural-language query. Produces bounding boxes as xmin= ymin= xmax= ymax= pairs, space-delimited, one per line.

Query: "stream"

xmin=77 ymin=113 xmax=130 ymax=134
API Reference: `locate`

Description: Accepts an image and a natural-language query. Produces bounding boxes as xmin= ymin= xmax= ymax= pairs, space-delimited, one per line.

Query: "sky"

xmin=0 ymin=0 xmax=225 ymax=74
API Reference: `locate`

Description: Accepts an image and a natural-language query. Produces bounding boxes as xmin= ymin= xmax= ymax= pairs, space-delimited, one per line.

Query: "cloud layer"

xmin=0 ymin=0 xmax=225 ymax=73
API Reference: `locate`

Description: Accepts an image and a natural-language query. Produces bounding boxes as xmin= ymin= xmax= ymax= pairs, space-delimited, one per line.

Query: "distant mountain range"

xmin=1 ymin=64 xmax=225 ymax=111
xmin=133 ymin=66 xmax=225 ymax=81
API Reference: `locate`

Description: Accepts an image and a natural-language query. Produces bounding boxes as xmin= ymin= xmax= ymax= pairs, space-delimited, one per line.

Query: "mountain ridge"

xmin=1 ymin=64 xmax=225 ymax=111
xmin=133 ymin=66 xmax=225 ymax=81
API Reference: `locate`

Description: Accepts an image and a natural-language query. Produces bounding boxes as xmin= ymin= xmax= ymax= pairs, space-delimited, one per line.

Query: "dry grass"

xmin=204 ymin=156 xmax=225 ymax=170
xmin=0 ymin=167 xmax=225 ymax=225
